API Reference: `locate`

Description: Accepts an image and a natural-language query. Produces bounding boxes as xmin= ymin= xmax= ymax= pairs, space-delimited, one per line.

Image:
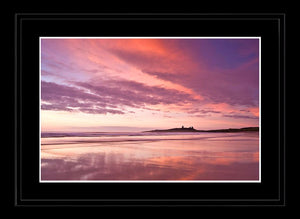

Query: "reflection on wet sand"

xmin=41 ymin=132 xmax=259 ymax=181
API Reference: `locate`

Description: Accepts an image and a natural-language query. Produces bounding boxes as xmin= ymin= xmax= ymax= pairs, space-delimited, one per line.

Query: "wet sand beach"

xmin=41 ymin=131 xmax=259 ymax=181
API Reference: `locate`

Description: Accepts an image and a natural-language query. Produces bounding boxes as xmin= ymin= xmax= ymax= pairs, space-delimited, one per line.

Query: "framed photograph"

xmin=14 ymin=13 xmax=286 ymax=206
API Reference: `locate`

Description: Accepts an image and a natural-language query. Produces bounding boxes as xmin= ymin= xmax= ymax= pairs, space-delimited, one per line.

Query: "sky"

xmin=40 ymin=38 xmax=260 ymax=132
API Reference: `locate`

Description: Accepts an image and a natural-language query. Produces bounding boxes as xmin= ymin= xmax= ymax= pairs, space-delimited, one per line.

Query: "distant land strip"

xmin=145 ymin=127 xmax=259 ymax=133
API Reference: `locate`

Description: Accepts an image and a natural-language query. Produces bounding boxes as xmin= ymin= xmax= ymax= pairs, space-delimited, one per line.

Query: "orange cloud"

xmin=248 ymin=107 xmax=259 ymax=117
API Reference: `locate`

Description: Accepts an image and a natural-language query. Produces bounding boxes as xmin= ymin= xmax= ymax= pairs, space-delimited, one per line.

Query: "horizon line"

xmin=41 ymin=126 xmax=259 ymax=133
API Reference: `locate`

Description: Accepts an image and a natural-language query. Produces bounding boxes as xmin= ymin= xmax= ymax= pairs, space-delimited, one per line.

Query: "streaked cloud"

xmin=41 ymin=38 xmax=259 ymax=130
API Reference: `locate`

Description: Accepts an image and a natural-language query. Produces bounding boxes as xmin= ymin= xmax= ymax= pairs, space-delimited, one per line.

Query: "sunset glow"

xmin=40 ymin=37 xmax=259 ymax=132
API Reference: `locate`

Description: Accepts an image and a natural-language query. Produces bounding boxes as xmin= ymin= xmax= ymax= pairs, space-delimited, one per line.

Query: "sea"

xmin=40 ymin=131 xmax=259 ymax=181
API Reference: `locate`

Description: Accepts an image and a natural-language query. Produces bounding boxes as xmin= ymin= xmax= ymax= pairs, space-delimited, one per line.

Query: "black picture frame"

xmin=13 ymin=13 xmax=286 ymax=207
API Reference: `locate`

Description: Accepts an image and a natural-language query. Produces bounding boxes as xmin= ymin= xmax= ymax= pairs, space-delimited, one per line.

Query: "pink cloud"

xmin=41 ymin=38 xmax=259 ymax=129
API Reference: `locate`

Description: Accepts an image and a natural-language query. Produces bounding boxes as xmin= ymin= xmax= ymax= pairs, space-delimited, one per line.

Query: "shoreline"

xmin=41 ymin=127 xmax=259 ymax=138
